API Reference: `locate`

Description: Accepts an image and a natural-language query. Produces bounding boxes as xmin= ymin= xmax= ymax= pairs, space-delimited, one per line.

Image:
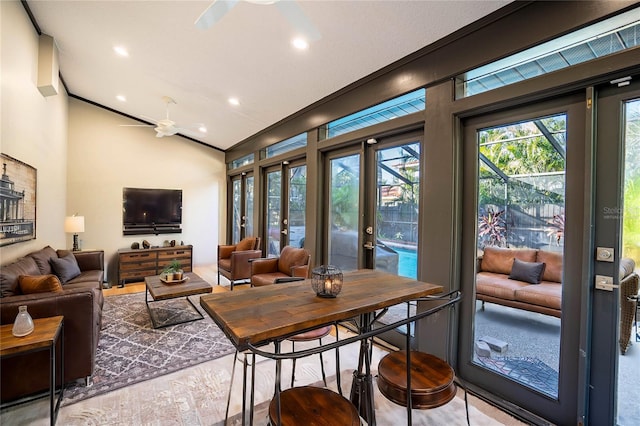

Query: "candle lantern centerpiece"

xmin=311 ymin=265 xmax=343 ymax=298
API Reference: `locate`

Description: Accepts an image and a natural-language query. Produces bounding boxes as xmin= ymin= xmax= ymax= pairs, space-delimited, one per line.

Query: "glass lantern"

xmin=311 ymin=265 xmax=343 ymax=298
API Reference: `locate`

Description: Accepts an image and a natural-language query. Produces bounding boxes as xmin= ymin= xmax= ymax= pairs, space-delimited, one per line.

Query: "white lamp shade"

xmin=64 ymin=216 xmax=85 ymax=233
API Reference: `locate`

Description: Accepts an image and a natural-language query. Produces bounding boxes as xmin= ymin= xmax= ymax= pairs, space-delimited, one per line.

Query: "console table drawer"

xmin=120 ymin=260 xmax=157 ymax=271
xmin=120 ymin=270 xmax=153 ymax=280
xmin=120 ymin=252 xmax=155 ymax=262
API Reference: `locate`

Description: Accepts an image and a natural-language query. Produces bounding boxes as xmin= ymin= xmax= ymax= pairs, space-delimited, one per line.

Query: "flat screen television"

xmin=123 ymin=187 xmax=182 ymax=235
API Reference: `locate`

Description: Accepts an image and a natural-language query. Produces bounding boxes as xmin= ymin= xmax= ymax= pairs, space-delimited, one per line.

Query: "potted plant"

xmin=162 ymin=259 xmax=183 ymax=281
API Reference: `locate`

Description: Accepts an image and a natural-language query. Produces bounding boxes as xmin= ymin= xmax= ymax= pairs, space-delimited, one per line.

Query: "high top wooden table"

xmin=200 ymin=269 xmax=443 ymax=425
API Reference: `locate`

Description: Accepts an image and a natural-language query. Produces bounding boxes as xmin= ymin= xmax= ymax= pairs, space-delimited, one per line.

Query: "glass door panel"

xmin=266 ymin=170 xmax=282 ymax=256
xmin=375 ymin=142 xmax=420 ymax=279
xmin=230 ymin=173 xmax=254 ymax=244
xmin=231 ymin=178 xmax=242 ymax=243
xmin=459 ymin=94 xmax=586 ymax=424
xmin=473 ymin=115 xmax=566 ymax=398
xmin=288 ymin=165 xmax=307 ymax=248
xmin=328 ymin=153 xmax=361 ymax=271
xmin=244 ymin=175 xmax=254 ymax=237
xmin=617 ymin=96 xmax=640 ymax=425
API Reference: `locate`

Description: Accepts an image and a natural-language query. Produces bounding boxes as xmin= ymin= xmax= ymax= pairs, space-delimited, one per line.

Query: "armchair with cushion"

xmin=217 ymin=237 xmax=262 ymax=290
xmin=250 ymin=245 xmax=311 ymax=287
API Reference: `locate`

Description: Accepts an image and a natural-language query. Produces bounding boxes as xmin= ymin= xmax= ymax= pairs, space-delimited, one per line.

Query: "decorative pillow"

xmin=50 ymin=253 xmax=81 ymax=283
xmin=509 ymin=258 xmax=546 ymax=284
xmin=18 ymin=274 xmax=63 ymax=294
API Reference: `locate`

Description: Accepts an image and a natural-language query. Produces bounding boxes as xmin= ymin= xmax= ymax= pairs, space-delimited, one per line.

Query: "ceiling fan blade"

xmin=195 ymin=0 xmax=239 ymax=30
xmin=275 ymin=1 xmax=321 ymax=41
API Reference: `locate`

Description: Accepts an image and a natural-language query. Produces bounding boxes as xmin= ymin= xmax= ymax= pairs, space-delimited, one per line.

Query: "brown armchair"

xmin=217 ymin=237 xmax=262 ymax=290
xmin=250 ymin=245 xmax=311 ymax=287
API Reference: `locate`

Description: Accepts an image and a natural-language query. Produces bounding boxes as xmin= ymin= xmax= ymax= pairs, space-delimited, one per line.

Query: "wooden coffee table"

xmin=145 ymin=272 xmax=212 ymax=328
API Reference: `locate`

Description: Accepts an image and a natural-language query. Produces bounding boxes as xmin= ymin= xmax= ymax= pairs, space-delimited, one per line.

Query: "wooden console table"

xmin=117 ymin=245 xmax=193 ymax=286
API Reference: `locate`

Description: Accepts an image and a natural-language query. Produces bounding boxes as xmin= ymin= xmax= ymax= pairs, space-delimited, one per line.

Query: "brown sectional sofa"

xmin=477 ymin=246 xmax=564 ymax=317
xmin=476 ymin=246 xmax=637 ymax=320
xmin=0 ymin=246 xmax=104 ymax=403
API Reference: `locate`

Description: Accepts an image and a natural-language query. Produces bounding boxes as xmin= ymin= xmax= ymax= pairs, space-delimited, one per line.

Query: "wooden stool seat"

xmin=269 ymin=386 xmax=361 ymax=426
xmin=377 ymin=350 xmax=456 ymax=409
xmin=288 ymin=325 xmax=332 ymax=341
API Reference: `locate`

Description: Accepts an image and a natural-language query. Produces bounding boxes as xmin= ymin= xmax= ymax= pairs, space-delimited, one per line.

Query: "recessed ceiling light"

xmin=228 ymin=97 xmax=240 ymax=106
xmin=292 ymin=37 xmax=308 ymax=50
xmin=116 ymin=95 xmax=126 ymax=102
xmin=199 ymin=126 xmax=207 ymax=133
xmin=113 ymin=46 xmax=129 ymax=57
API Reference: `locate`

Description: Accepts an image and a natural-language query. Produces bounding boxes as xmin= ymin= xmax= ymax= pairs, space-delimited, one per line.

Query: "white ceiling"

xmin=27 ymin=0 xmax=511 ymax=151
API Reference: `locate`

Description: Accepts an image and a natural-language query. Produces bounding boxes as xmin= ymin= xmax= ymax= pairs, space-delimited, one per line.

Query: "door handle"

xmin=281 ymin=229 xmax=288 ymax=235
xmin=363 ymin=242 xmax=375 ymax=250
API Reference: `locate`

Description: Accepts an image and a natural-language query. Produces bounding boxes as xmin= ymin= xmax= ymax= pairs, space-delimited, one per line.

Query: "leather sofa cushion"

xmin=236 ymin=237 xmax=257 ymax=251
xmin=514 ymin=283 xmax=562 ymax=310
xmin=218 ymin=258 xmax=232 ymax=272
xmin=278 ymin=246 xmax=309 ymax=275
xmin=66 ymin=270 xmax=104 ymax=287
xmin=480 ymin=246 xmax=537 ymax=275
xmin=27 ymin=246 xmax=58 ymax=275
xmin=252 ymin=272 xmax=288 ymax=287
xmin=50 ymin=253 xmax=81 ymax=283
xmin=0 ymin=257 xmax=40 ymax=297
xmin=536 ymin=250 xmax=563 ymax=283
xmin=476 ymin=272 xmax=529 ymax=300
xmin=18 ymin=274 xmax=63 ymax=294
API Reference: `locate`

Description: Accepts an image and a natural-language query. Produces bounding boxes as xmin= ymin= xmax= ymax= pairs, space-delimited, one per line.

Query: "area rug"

xmin=475 ymin=356 xmax=558 ymax=398
xmin=62 ymin=292 xmax=235 ymax=406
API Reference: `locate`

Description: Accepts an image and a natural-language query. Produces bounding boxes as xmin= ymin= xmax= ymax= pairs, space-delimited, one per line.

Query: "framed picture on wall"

xmin=1 ymin=153 xmax=37 ymax=247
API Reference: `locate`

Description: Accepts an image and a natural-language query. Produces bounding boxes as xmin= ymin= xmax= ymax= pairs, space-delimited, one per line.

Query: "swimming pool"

xmin=393 ymin=246 xmax=417 ymax=279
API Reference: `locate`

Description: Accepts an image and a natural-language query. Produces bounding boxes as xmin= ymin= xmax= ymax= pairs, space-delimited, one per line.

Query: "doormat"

xmin=62 ymin=292 xmax=235 ymax=406
xmin=475 ymin=356 xmax=559 ymax=398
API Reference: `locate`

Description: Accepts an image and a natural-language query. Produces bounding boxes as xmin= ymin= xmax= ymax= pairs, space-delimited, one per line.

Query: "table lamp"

xmin=64 ymin=215 xmax=85 ymax=251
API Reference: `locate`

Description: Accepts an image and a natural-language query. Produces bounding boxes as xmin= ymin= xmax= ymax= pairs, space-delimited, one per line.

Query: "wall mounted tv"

xmin=123 ymin=187 xmax=182 ymax=235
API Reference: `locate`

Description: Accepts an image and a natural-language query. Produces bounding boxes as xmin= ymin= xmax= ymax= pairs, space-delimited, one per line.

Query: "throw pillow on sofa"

xmin=509 ymin=258 xmax=546 ymax=284
xmin=18 ymin=274 xmax=63 ymax=294
xmin=50 ymin=253 xmax=81 ymax=283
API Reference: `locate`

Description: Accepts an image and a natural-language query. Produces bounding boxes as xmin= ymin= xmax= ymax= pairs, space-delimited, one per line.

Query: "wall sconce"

xmin=64 ymin=215 xmax=85 ymax=251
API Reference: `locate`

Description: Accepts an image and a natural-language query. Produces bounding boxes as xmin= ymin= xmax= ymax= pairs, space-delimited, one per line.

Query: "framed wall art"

xmin=1 ymin=154 xmax=37 ymax=246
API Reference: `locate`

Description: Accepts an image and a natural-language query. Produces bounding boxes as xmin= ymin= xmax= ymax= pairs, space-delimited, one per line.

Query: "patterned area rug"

xmin=475 ymin=356 xmax=559 ymax=398
xmin=62 ymin=292 xmax=235 ymax=406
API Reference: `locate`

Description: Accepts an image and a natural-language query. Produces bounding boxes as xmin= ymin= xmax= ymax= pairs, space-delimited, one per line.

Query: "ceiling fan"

xmin=121 ymin=96 xmax=203 ymax=138
xmin=195 ymin=0 xmax=320 ymax=41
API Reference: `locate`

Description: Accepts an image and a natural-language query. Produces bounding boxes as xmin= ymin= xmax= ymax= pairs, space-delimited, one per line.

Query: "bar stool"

xmin=287 ymin=325 xmax=332 ymax=388
xmin=375 ymin=291 xmax=465 ymax=425
xmin=268 ymin=386 xmax=361 ymax=426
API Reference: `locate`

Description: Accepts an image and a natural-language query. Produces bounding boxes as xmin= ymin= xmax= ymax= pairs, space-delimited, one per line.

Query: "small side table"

xmin=0 ymin=316 xmax=64 ymax=425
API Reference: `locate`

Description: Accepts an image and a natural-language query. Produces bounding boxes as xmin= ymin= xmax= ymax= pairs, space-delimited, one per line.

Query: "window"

xmin=456 ymin=7 xmax=640 ymax=98
xmin=323 ymin=89 xmax=425 ymax=140
xmin=229 ymin=153 xmax=254 ymax=170
xmin=263 ymin=133 xmax=307 ymax=159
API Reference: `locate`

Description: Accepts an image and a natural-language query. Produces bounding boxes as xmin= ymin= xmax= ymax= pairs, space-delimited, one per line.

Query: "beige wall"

xmin=0 ymin=1 xmax=69 ymax=261
xmin=1 ymin=1 xmax=227 ymax=284
xmin=67 ymin=99 xmax=226 ymax=284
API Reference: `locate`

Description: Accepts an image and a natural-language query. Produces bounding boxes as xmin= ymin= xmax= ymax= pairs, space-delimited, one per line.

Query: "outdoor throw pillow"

xmin=19 ymin=274 xmax=63 ymax=294
xmin=509 ymin=258 xmax=546 ymax=284
xmin=50 ymin=252 xmax=81 ymax=283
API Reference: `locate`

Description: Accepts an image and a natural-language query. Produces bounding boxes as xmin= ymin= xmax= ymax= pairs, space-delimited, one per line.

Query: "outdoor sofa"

xmin=0 ymin=245 xmax=104 ymax=403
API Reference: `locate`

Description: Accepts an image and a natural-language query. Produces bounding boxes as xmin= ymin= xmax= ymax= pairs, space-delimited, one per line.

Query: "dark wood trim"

xmin=226 ymin=1 xmax=637 ymax=158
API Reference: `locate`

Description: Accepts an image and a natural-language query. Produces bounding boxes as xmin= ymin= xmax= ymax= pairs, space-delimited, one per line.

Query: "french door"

xmin=590 ymin=77 xmax=640 ymax=425
xmin=230 ymin=172 xmax=254 ymax=244
xmin=264 ymin=161 xmax=307 ymax=256
xmin=458 ymin=93 xmax=587 ymax=424
xmin=324 ymin=133 xmax=422 ymax=278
